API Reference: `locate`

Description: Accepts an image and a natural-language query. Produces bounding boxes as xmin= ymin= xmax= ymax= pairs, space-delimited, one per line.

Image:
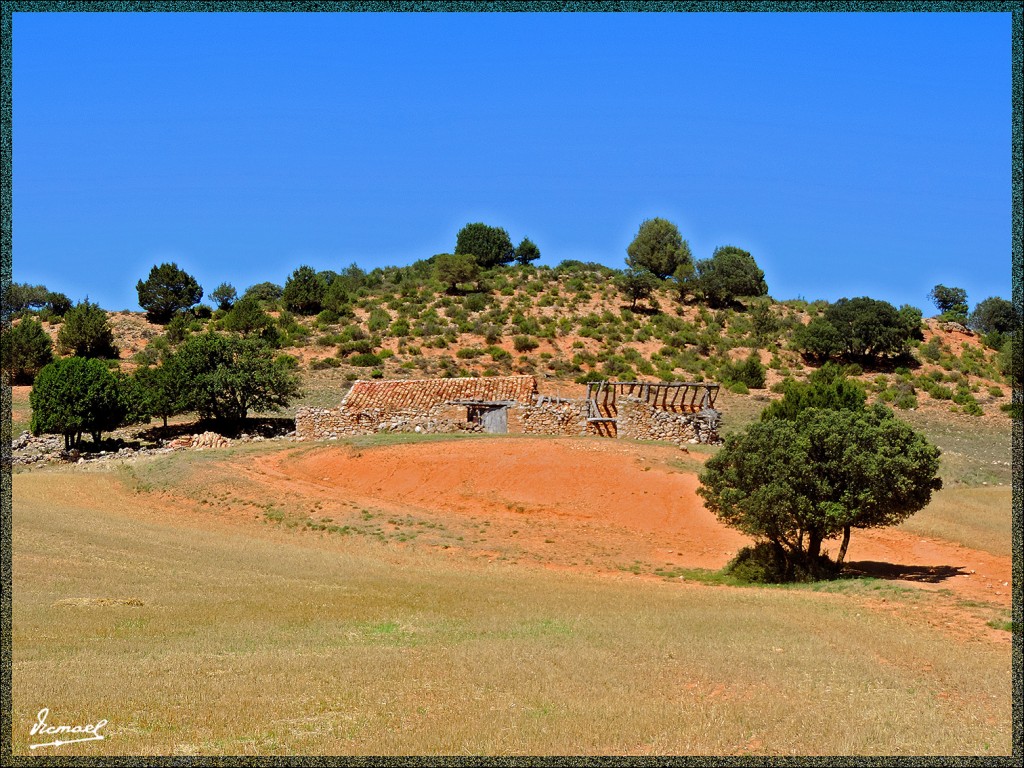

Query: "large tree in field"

xmin=698 ymin=403 xmax=941 ymax=580
xmin=626 ymin=218 xmax=692 ymax=280
xmin=30 ymin=357 xmax=127 ymax=448
xmin=174 ymin=331 xmax=301 ymax=426
xmin=136 ymin=263 xmax=203 ymax=324
xmin=455 ymin=223 xmax=515 ymax=269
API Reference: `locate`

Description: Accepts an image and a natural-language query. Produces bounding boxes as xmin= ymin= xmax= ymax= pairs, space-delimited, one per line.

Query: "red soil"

xmin=236 ymin=438 xmax=1010 ymax=615
xmin=263 ymin=438 xmax=750 ymax=570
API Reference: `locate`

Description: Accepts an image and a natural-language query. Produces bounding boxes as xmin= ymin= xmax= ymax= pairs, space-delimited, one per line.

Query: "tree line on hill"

xmin=2 ymin=217 xmax=1018 ymax=449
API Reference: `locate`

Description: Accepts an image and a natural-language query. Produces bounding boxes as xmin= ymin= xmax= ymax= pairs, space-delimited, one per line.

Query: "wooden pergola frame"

xmin=585 ymin=381 xmax=719 ymax=422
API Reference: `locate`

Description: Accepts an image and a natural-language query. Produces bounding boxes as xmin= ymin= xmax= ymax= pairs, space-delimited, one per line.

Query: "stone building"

xmin=295 ymin=375 xmax=721 ymax=445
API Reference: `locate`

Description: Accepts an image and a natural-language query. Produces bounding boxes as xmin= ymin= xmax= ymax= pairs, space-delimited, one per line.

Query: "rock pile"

xmin=171 ymin=431 xmax=232 ymax=450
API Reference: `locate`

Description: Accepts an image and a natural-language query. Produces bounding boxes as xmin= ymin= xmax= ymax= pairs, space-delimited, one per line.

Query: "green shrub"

xmin=338 ymin=339 xmax=375 ymax=356
xmin=2 ymin=317 xmax=54 ymax=383
xmin=952 ymin=386 xmax=975 ymax=406
xmin=724 ymin=543 xmax=799 ymax=584
xmin=894 ymin=392 xmax=918 ymax=410
xmin=960 ymin=400 xmax=984 ymax=417
xmin=575 ymin=370 xmax=605 ymax=384
xmin=760 ymin=363 xmax=867 ymax=421
xmin=310 ymin=357 xmax=341 ymax=370
xmin=919 ymin=338 xmax=942 ymax=362
xmin=368 ymin=308 xmax=392 ymax=333
xmin=56 ymin=300 xmax=119 ymax=358
xmin=999 ymin=402 xmax=1022 ymax=418
xmin=349 ymin=353 xmax=383 ymax=367
xmin=513 ymin=335 xmax=539 ymax=352
xmin=720 ymin=352 xmax=766 ymax=389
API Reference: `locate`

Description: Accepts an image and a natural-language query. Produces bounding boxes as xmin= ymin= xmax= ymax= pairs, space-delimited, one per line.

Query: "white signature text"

xmin=29 ymin=708 xmax=107 ymax=749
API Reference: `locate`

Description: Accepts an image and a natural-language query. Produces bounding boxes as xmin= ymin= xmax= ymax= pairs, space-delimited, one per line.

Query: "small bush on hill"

xmin=1 ymin=317 xmax=54 ymax=383
xmin=761 ymin=363 xmax=866 ymax=421
xmin=56 ymin=300 xmax=119 ymax=359
xmin=211 ymin=283 xmax=237 ymax=311
xmin=282 ymin=266 xmax=326 ymax=315
xmin=720 ymin=352 xmax=766 ymax=389
xmin=349 ymin=352 xmax=383 ymax=367
xmin=513 ymin=335 xmax=539 ymax=352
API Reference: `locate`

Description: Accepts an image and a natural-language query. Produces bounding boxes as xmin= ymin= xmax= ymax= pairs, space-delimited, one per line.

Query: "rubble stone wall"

xmin=615 ymin=397 xmax=719 ymax=445
xmin=295 ymin=404 xmax=483 ymax=440
xmin=516 ymin=401 xmax=588 ymax=436
xmin=296 ymin=396 xmax=719 ymax=444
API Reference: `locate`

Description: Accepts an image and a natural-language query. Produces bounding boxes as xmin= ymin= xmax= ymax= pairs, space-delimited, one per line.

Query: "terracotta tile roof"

xmin=341 ymin=376 xmax=538 ymax=416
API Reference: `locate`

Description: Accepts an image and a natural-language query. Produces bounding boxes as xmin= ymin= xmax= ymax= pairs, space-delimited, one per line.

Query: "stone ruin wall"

xmin=295 ymin=403 xmax=483 ymax=440
xmin=615 ymin=397 xmax=720 ymax=446
xmin=296 ymin=395 xmax=719 ymax=445
xmin=513 ymin=400 xmax=589 ymax=436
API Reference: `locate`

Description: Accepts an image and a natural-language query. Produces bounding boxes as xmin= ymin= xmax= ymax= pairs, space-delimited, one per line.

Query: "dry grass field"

xmin=9 ymin=433 xmax=1013 ymax=757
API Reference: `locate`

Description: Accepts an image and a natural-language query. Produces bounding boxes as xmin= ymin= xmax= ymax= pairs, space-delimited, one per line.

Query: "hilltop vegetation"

xmin=3 ymin=220 xmax=1017 ymax=442
xmin=5 ymin=273 xmax=1016 ymax=419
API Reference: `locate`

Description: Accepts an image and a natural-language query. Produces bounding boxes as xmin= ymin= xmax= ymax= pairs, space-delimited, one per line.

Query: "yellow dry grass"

xmin=897 ymin=486 xmax=1011 ymax=557
xmin=10 ymin=460 xmax=1012 ymax=756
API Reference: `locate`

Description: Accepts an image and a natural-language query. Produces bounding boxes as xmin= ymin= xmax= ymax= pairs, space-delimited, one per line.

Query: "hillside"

xmin=26 ymin=262 xmax=1014 ymax=425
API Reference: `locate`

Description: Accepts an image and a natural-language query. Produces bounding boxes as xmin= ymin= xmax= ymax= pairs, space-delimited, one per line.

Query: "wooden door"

xmin=481 ymin=406 xmax=508 ymax=434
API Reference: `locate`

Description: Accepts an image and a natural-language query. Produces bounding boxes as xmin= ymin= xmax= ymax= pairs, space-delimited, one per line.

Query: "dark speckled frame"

xmin=0 ymin=3 xmax=1020 ymax=765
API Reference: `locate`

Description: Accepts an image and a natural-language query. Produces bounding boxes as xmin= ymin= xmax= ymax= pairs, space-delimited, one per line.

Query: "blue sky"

xmin=12 ymin=10 xmax=1012 ymax=313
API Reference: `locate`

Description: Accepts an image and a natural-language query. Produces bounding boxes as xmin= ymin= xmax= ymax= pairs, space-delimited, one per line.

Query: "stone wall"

xmin=296 ymin=395 xmax=720 ymax=444
xmin=295 ymin=404 xmax=483 ymax=440
xmin=516 ymin=401 xmax=588 ymax=436
xmin=615 ymin=397 xmax=720 ymax=445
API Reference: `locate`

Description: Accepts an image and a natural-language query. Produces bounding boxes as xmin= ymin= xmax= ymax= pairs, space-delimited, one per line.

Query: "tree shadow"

xmin=617 ymin=303 xmax=661 ymax=316
xmin=843 ymin=560 xmax=967 ymax=584
xmin=134 ymin=416 xmax=294 ymax=442
xmin=797 ymin=352 xmax=922 ymax=374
